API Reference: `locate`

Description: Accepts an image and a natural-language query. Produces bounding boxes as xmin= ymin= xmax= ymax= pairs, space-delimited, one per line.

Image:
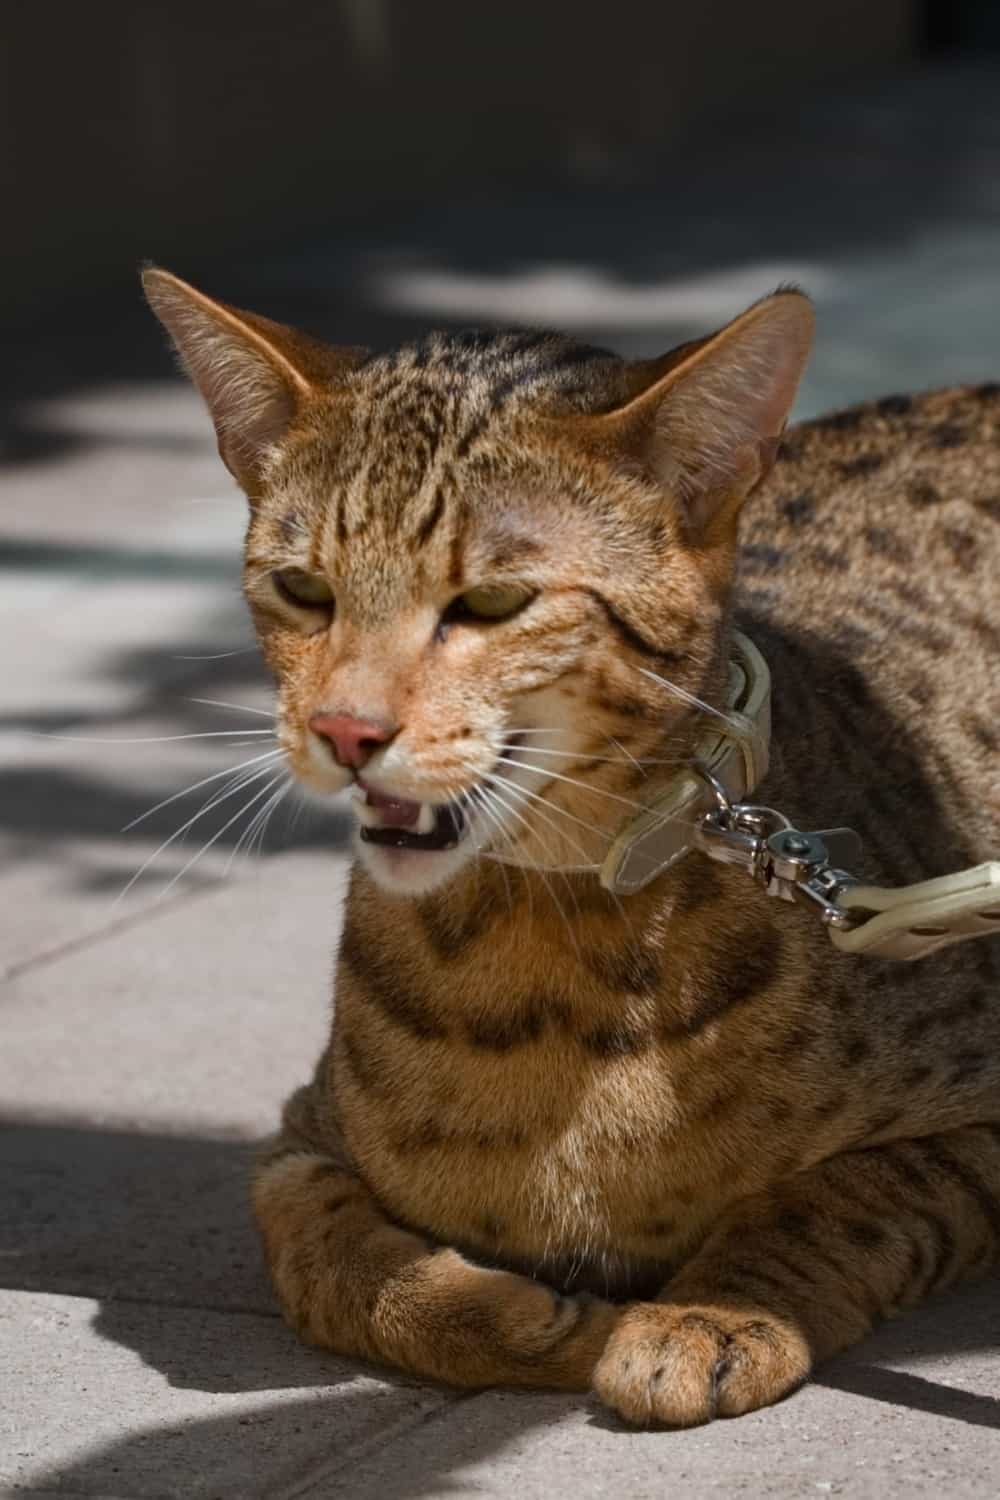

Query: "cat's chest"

xmin=333 ymin=1016 xmax=732 ymax=1271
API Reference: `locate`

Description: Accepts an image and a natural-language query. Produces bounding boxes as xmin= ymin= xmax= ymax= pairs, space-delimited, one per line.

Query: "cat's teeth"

xmin=351 ymin=789 xmax=438 ymax=835
xmin=415 ymin=802 xmax=436 ymax=835
xmin=351 ymin=789 xmax=384 ymax=828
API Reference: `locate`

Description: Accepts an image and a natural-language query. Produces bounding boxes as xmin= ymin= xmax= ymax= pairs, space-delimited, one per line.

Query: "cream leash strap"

xmin=598 ymin=633 xmax=1000 ymax=961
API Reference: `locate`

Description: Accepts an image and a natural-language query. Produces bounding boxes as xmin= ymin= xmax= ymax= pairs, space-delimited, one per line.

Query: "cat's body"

xmin=144 ymin=269 xmax=1000 ymax=1426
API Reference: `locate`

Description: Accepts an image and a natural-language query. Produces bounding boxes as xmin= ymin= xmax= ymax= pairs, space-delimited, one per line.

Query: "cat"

xmin=144 ymin=266 xmax=1000 ymax=1426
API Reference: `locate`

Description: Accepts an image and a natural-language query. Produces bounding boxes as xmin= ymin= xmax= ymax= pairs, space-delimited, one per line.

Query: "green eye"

xmin=451 ymin=584 xmax=536 ymax=622
xmin=273 ymin=568 xmax=335 ymax=609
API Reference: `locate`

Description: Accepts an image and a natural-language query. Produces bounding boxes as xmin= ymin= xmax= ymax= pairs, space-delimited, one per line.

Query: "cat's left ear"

xmin=598 ymin=289 xmax=814 ymax=538
xmin=142 ymin=266 xmax=365 ymax=492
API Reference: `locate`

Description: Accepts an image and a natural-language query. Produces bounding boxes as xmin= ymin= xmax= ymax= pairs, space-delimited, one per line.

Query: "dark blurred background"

xmin=4 ymin=2 xmax=1000 ymax=351
xmin=3 ymin=0 xmax=1000 ymax=945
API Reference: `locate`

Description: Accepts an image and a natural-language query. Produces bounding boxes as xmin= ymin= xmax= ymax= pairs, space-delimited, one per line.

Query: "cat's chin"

xmin=355 ymin=829 xmax=476 ymax=896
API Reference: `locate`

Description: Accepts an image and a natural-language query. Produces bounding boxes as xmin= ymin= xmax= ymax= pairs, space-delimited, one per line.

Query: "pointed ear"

xmin=141 ymin=267 xmax=365 ymax=489
xmin=600 ymin=290 xmax=814 ymax=537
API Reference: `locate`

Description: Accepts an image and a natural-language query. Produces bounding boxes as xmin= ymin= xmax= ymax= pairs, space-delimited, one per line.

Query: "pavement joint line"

xmin=271 ymin=1389 xmax=476 ymax=1500
xmin=1 ymin=872 xmax=231 ymax=983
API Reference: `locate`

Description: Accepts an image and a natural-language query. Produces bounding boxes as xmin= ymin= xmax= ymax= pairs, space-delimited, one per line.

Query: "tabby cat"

xmin=144 ymin=267 xmax=1000 ymax=1426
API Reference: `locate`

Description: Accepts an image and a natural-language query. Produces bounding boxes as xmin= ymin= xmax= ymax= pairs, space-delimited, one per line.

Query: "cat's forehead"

xmin=266 ymin=329 xmax=628 ymax=568
xmin=350 ymin=329 xmax=624 ymax=416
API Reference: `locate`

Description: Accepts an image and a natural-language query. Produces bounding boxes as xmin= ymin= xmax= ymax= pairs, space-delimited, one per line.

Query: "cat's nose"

xmin=309 ymin=712 xmax=396 ymax=769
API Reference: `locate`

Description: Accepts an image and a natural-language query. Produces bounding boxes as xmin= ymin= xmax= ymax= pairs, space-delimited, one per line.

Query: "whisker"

xmin=500 ymin=742 xmax=685 ymax=768
xmin=171 ymin=649 xmax=257 ymax=661
xmin=283 ymin=784 xmax=321 ymax=845
xmin=252 ymin=780 xmax=291 ymax=858
xmin=501 ymin=727 xmax=569 ymax=738
xmin=500 ymin=758 xmax=704 ymax=834
xmin=154 ymin=773 xmax=287 ymax=903
xmin=475 ymin=782 xmax=536 ymax=918
xmin=467 ymin=787 xmax=516 ymax=919
xmin=114 ymin=760 xmax=281 ymax=906
xmin=471 ymin=784 xmax=533 ymax=922
xmin=121 ymin=747 xmax=285 ymax=832
xmin=495 ymin=776 xmax=629 ymax=919
xmin=489 ymin=774 xmax=595 ymax=867
xmin=637 ymin=667 xmax=746 ymax=737
xmin=226 ymin=777 xmax=291 ymax=871
xmin=186 ymin=697 xmax=276 ymax=718
xmin=501 ymin=757 xmax=648 ymax=812
xmin=480 ymin=780 xmax=583 ymax=941
xmin=608 ymin=736 xmax=643 ymax=774
xmin=35 ymin=730 xmax=276 ymax=745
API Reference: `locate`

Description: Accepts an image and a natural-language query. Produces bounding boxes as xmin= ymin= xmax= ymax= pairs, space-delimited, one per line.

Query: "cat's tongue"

xmin=363 ymin=786 xmax=422 ymax=829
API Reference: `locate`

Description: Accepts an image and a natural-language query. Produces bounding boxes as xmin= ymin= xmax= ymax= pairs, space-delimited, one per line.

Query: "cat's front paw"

xmin=592 ymin=1301 xmax=811 ymax=1427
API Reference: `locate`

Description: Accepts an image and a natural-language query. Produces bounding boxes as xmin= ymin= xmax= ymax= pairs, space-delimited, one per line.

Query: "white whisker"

xmin=226 ymin=777 xmax=291 ymax=871
xmin=186 ymin=697 xmax=276 ymax=718
xmin=608 ymin=736 xmax=644 ymax=774
xmin=474 ymin=782 xmax=536 ymax=920
xmin=121 ymin=747 xmax=285 ymax=832
xmin=36 ymin=730 xmax=275 ymax=745
xmin=172 ymin=649 xmax=256 ymax=661
xmin=283 ymin=785 xmax=317 ymax=844
xmin=501 ymin=742 xmax=683 ymax=768
xmin=497 ymin=776 xmax=630 ymax=920
xmin=489 ymin=774 xmax=595 ymax=867
xmin=501 ymin=727 xmax=569 ymax=738
xmin=114 ymin=760 xmax=281 ymax=906
xmin=466 ymin=786 xmax=515 ymax=919
xmin=154 ymin=773 xmax=287 ymax=903
xmin=637 ymin=667 xmax=745 ymax=736
xmin=481 ymin=779 xmax=583 ymax=942
xmin=252 ymin=781 xmax=291 ymax=858
xmin=501 ymin=757 xmax=647 ymax=812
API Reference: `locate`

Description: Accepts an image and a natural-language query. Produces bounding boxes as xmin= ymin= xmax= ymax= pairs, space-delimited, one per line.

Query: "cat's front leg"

xmin=253 ymin=1141 xmax=618 ymax=1390
xmin=594 ymin=1125 xmax=1000 ymax=1426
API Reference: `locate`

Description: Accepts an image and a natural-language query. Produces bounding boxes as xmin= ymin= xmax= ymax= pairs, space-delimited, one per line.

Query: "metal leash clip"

xmin=690 ymin=765 xmax=865 ymax=933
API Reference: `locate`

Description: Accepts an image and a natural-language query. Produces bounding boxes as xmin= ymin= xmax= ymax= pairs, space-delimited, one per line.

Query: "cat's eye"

xmin=272 ymin=568 xmax=335 ymax=610
xmin=445 ymin=583 xmax=536 ymax=624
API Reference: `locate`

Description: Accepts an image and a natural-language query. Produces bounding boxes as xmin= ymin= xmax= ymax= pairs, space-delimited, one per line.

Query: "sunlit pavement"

xmin=2 ymin=60 xmax=999 ymax=1500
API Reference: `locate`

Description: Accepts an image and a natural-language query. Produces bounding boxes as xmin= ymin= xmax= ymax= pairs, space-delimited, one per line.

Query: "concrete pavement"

xmin=3 ymin=59 xmax=999 ymax=1499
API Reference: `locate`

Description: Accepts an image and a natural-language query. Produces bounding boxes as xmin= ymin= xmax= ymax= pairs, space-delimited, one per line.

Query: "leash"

xmin=595 ymin=633 xmax=1000 ymax=961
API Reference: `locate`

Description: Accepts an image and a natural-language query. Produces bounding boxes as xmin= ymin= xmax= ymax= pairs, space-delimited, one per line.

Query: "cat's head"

xmin=144 ymin=270 xmax=812 ymax=897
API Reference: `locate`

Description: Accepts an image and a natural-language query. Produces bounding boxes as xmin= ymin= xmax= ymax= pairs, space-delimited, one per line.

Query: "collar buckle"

xmin=692 ymin=783 xmax=864 ymax=933
xmin=599 ymin=631 xmax=772 ymax=894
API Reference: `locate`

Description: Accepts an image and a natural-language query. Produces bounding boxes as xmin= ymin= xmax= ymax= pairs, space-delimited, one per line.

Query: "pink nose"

xmin=309 ymin=712 xmax=395 ymax=769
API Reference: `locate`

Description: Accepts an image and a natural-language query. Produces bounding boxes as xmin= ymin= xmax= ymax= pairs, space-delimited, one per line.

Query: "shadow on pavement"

xmin=816 ymin=1360 xmax=1000 ymax=1430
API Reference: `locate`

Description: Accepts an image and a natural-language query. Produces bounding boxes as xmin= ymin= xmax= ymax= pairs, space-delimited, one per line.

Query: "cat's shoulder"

xmin=772 ymin=382 xmax=1000 ymax=500
xmin=744 ymin=384 xmax=1000 ymax=549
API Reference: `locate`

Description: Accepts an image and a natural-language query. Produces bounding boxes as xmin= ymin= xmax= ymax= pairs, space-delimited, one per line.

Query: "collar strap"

xmin=599 ymin=630 xmax=771 ymax=895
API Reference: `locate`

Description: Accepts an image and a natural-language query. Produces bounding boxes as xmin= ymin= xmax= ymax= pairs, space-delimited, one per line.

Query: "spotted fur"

xmin=145 ymin=269 xmax=1000 ymax=1426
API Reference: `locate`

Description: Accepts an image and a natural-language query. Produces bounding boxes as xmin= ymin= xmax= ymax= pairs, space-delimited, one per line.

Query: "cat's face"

xmin=244 ymin=351 xmax=723 ymax=894
xmin=143 ymin=274 xmax=812 ymax=895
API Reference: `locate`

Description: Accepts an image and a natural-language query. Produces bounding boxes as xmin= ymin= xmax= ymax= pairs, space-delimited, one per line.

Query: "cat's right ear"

xmin=142 ymin=267 xmax=365 ymax=492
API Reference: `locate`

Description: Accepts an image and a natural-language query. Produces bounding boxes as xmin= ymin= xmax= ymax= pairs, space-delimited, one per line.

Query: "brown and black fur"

xmin=144 ymin=268 xmax=1000 ymax=1426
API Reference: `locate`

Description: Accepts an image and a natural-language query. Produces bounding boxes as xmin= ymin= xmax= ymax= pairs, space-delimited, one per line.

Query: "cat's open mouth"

xmin=352 ymin=738 xmax=524 ymax=854
xmin=354 ymin=787 xmax=468 ymax=852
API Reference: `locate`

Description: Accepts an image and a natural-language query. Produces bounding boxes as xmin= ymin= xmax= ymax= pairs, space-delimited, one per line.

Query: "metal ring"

xmin=690 ymin=760 xmax=733 ymax=818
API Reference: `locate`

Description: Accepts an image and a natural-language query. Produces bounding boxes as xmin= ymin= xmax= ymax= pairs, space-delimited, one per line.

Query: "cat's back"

xmin=737 ymin=384 xmax=1000 ymax=878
